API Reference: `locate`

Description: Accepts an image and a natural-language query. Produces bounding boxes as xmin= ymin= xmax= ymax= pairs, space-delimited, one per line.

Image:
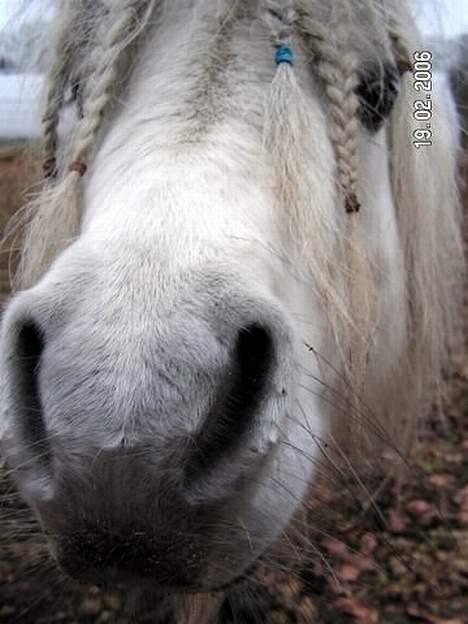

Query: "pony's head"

xmin=0 ymin=0 xmax=462 ymax=593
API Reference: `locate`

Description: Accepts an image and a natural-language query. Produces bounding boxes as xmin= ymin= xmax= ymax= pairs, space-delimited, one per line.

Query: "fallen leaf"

xmin=336 ymin=563 xmax=361 ymax=582
xmin=388 ymin=508 xmax=410 ymax=532
xmin=429 ymin=474 xmax=453 ymax=489
xmin=322 ymin=537 xmax=348 ymax=559
xmin=334 ymin=597 xmax=378 ymax=623
xmin=360 ymin=533 xmax=378 ymax=556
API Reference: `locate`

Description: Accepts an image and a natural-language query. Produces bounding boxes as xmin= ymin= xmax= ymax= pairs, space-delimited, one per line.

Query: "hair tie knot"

xmin=275 ymin=46 xmax=294 ymax=66
xmin=69 ymin=160 xmax=87 ymax=177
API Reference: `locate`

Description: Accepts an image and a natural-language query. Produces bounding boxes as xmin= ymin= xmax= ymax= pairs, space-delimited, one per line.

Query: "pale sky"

xmin=416 ymin=0 xmax=468 ymax=38
xmin=0 ymin=0 xmax=55 ymax=33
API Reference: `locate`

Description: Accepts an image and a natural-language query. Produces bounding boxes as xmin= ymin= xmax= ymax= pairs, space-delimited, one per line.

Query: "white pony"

xmin=0 ymin=0 xmax=463 ymax=618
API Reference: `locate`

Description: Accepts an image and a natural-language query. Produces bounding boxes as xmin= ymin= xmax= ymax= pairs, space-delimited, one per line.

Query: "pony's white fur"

xmin=0 ymin=0 xmax=464 ymax=611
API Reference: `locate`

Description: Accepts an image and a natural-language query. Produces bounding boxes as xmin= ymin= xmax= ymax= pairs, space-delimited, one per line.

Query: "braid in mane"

xmin=262 ymin=0 xmax=304 ymax=203
xmin=262 ymin=0 xmax=336 ymax=288
xmin=68 ymin=0 xmax=155 ymax=178
xmin=296 ymin=13 xmax=361 ymax=213
xmin=262 ymin=0 xmax=349 ymax=329
xmin=12 ymin=0 xmax=158 ymax=290
xmin=388 ymin=21 xmax=413 ymax=76
xmin=42 ymin=1 xmax=94 ymax=179
xmin=263 ymin=2 xmax=373 ymax=415
xmin=293 ymin=7 xmax=381 ymax=412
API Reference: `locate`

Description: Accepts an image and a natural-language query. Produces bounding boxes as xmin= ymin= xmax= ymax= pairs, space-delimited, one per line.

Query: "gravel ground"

xmin=0 ymin=152 xmax=467 ymax=623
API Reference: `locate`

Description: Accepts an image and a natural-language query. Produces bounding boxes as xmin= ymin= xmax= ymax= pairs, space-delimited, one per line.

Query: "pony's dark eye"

xmin=356 ymin=62 xmax=401 ymax=133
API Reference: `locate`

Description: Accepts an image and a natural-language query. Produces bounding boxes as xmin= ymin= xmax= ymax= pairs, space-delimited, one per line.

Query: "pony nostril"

xmin=231 ymin=324 xmax=274 ymax=418
xmin=185 ymin=324 xmax=275 ymax=488
xmin=9 ymin=321 xmax=52 ymax=480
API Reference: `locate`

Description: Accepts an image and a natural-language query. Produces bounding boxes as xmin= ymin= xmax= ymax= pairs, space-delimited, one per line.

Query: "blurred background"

xmin=0 ymin=1 xmax=467 ymax=623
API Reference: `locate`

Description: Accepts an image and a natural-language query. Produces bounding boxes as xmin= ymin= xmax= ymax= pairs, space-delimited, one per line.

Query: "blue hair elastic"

xmin=275 ymin=46 xmax=294 ymax=66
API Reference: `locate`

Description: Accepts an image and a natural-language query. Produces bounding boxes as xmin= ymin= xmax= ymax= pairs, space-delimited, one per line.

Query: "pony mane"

xmin=3 ymin=0 xmax=464 ymax=453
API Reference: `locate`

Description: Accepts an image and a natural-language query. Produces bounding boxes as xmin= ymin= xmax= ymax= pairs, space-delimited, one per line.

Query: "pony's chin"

xmin=54 ymin=555 xmax=260 ymax=595
xmin=45 ymin=528 xmax=264 ymax=595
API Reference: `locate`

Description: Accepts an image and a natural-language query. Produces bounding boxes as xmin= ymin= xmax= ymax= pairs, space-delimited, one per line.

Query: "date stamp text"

xmin=412 ymin=51 xmax=433 ymax=149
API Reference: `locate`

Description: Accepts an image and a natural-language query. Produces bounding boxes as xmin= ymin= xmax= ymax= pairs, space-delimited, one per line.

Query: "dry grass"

xmin=0 ymin=147 xmax=41 ymax=296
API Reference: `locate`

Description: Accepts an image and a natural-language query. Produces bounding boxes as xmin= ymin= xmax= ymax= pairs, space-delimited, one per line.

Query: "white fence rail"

xmin=0 ymin=74 xmax=44 ymax=140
